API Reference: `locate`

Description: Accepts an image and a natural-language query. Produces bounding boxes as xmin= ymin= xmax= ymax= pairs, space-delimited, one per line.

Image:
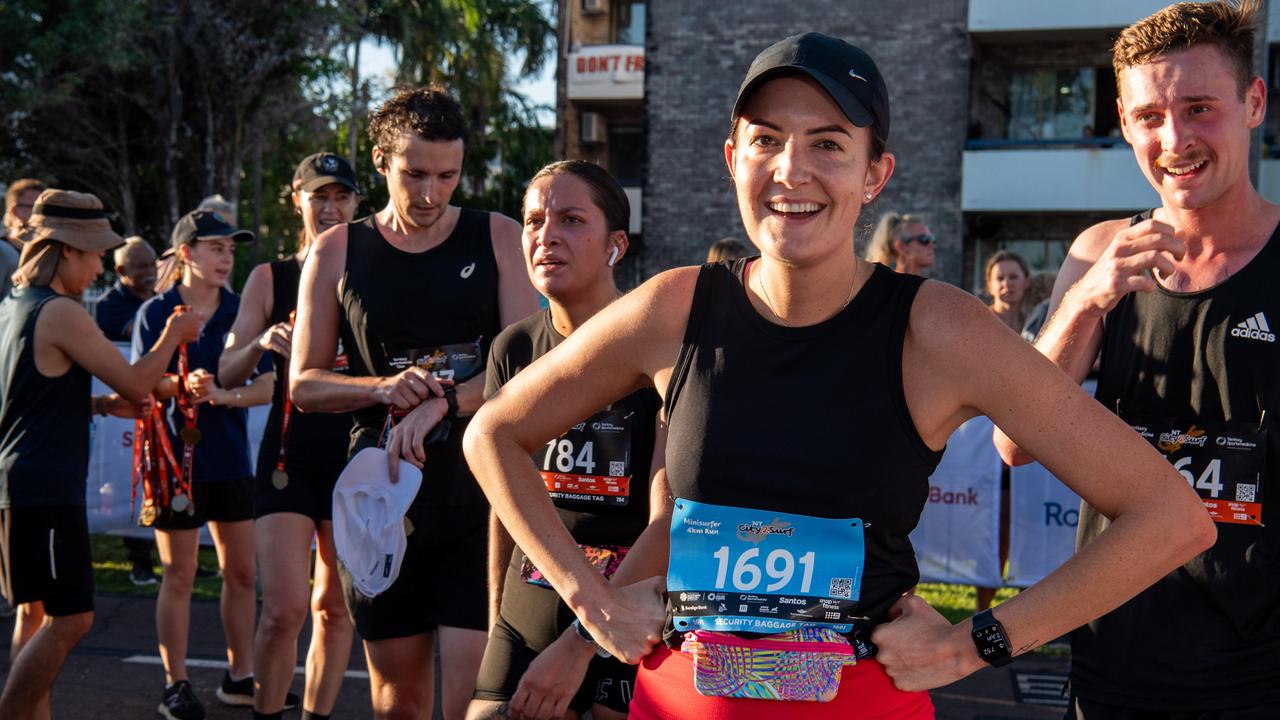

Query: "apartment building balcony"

xmin=962 ymin=140 xmax=1158 ymax=212
xmin=969 ymin=0 xmax=1174 ymax=36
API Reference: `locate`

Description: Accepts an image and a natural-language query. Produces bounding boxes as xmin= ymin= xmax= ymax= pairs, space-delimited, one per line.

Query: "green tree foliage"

xmin=1 ymin=0 xmax=346 ymax=286
xmin=1 ymin=0 xmax=554 ymax=287
xmin=359 ymin=0 xmax=555 ymax=218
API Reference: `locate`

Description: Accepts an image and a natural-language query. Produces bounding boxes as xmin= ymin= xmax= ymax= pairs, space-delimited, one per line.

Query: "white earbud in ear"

xmin=607 ymin=246 xmax=620 ymax=267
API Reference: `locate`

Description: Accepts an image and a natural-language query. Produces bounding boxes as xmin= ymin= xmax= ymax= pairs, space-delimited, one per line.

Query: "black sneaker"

xmin=158 ymin=680 xmax=205 ymax=720
xmin=130 ymin=564 xmax=160 ymax=586
xmin=215 ymin=671 xmax=299 ymax=709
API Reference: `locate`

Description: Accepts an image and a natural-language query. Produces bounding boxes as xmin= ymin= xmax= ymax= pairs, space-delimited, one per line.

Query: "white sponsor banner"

xmin=1005 ymin=461 xmax=1080 ymax=587
xmin=911 ymin=415 xmax=1003 ymax=587
xmin=85 ymin=343 xmax=268 ymax=536
xmin=1003 ymin=379 xmax=1093 ymax=587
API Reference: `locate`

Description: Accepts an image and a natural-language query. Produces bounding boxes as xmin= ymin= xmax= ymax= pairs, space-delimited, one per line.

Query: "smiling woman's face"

xmin=726 ymin=75 xmax=893 ymax=268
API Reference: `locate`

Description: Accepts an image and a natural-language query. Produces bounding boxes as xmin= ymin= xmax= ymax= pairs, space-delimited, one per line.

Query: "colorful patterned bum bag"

xmin=679 ymin=627 xmax=857 ymax=702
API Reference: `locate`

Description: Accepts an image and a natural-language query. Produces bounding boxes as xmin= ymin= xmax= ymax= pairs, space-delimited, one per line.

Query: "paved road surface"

xmin=1 ymin=593 xmax=1069 ymax=719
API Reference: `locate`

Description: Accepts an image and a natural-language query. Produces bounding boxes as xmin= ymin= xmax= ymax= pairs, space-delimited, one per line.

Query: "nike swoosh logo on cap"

xmin=848 ymin=70 xmax=867 ymax=82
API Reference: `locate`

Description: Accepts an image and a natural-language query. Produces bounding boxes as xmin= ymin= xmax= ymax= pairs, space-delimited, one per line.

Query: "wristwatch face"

xmin=974 ymin=621 xmax=1011 ymax=665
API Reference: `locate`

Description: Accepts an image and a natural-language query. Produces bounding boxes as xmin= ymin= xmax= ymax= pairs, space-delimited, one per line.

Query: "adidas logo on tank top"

xmin=1230 ymin=312 xmax=1276 ymax=343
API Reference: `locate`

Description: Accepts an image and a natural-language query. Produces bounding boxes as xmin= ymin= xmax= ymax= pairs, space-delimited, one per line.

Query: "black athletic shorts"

xmin=0 ymin=506 xmax=95 ymax=616
xmin=1067 ymin=695 xmax=1280 ymax=720
xmin=254 ymin=463 xmax=341 ymax=522
xmin=153 ymin=477 xmax=254 ymax=531
xmin=473 ymin=613 xmax=636 ymax=714
xmin=340 ymin=502 xmax=488 ymax=640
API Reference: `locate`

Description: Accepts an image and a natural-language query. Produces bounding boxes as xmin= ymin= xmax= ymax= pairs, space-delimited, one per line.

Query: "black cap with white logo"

xmin=732 ymin=32 xmax=890 ymax=144
xmin=292 ymin=152 xmax=360 ymax=194
xmin=169 ymin=209 xmax=254 ymax=250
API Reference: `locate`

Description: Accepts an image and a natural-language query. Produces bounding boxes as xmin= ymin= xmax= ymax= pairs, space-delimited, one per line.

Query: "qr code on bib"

xmin=829 ymin=578 xmax=853 ymax=599
xmin=609 ymin=461 xmax=625 ymax=477
xmin=1236 ymin=483 xmax=1257 ymax=502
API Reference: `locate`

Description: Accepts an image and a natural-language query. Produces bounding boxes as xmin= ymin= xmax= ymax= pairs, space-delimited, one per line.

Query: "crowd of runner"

xmin=0 ymin=2 xmax=1276 ymax=719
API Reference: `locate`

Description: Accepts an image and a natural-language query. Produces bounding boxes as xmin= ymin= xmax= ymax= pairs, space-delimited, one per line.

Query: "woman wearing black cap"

xmin=0 ymin=190 xmax=201 ymax=718
xmin=219 ymin=153 xmax=360 ymax=720
xmin=134 ymin=208 xmax=275 ymax=720
xmin=464 ymin=32 xmax=1215 ymax=717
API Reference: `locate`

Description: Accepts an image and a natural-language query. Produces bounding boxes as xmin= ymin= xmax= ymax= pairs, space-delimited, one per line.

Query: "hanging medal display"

xmin=272 ymin=311 xmax=297 ymax=490
xmin=132 ymin=399 xmax=185 ymax=525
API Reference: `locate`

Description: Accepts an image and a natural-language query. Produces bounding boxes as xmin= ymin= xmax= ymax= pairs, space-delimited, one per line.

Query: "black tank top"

xmin=339 ymin=210 xmax=501 ymax=506
xmin=486 ymin=309 xmax=662 ymax=647
xmin=0 ymin=287 xmax=91 ymax=508
xmin=1075 ymin=212 xmax=1280 ymax=708
xmin=665 ymin=260 xmax=943 ymax=633
xmin=254 ymin=258 xmax=354 ymax=482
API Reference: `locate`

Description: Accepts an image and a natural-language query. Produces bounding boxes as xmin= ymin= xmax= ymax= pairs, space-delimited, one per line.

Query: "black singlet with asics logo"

xmin=339 ymin=210 xmax=501 ymax=506
xmin=1075 ymin=212 xmax=1280 ymax=709
xmin=255 ymin=258 xmax=353 ymax=486
xmin=663 ymin=259 xmax=943 ymax=641
xmin=0 ymin=287 xmax=91 ymax=508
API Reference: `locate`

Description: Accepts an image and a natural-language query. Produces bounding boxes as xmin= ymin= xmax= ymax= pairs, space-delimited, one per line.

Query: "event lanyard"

xmin=272 ymin=311 xmax=297 ymax=489
xmin=174 ymin=341 xmax=199 ymax=486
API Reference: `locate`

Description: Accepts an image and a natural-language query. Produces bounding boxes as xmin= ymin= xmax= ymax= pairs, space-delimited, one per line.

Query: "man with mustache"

xmin=995 ymin=2 xmax=1280 ymax=717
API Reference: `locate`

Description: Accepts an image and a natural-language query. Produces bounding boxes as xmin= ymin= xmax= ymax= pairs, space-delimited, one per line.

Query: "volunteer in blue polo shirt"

xmin=133 ymin=209 xmax=275 ymax=720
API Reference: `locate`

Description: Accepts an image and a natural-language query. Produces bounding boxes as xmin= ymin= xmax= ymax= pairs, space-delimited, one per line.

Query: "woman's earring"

xmin=864 ymin=192 xmax=873 ymax=201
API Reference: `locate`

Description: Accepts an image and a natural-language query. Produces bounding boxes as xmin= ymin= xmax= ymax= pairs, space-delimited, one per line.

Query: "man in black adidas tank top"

xmin=994 ymin=4 xmax=1280 ymax=717
xmin=289 ymin=88 xmax=539 ymax=720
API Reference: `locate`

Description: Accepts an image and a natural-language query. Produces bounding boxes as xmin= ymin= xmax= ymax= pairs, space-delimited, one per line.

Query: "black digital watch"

xmin=970 ymin=608 xmax=1013 ymax=667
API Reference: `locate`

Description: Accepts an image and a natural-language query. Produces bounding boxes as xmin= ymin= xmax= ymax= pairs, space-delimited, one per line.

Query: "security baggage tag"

xmin=537 ymin=409 xmax=633 ymax=507
xmin=1124 ymin=415 xmax=1266 ymax=527
xmin=384 ymin=340 xmax=483 ymax=383
xmin=667 ymin=499 xmax=864 ymax=634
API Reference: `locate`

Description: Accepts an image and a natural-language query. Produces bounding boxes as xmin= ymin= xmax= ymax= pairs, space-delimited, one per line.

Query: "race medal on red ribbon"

xmin=180 ymin=426 xmax=202 ymax=445
xmin=538 ymin=409 xmax=633 ymax=507
xmin=272 ymin=468 xmax=289 ymax=490
xmin=139 ymin=502 xmax=158 ymax=527
xmin=1124 ymin=414 xmax=1266 ymax=526
xmin=170 ymin=493 xmax=190 ymax=513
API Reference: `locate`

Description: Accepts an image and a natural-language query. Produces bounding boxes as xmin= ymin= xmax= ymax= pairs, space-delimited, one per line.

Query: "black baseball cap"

xmin=732 ymin=32 xmax=890 ymax=144
xmin=169 ymin=209 xmax=254 ymax=250
xmin=292 ymin=152 xmax=360 ymax=194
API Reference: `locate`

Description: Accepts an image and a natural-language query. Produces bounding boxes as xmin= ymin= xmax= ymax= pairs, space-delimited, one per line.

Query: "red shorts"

xmin=630 ymin=644 xmax=934 ymax=720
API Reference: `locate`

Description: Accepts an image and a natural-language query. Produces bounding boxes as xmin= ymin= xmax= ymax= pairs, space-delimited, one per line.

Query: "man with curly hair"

xmin=289 ymin=87 xmax=538 ymax=720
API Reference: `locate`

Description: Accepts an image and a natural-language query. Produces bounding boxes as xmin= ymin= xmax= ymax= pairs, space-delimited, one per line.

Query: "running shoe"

xmin=215 ymin=671 xmax=299 ymax=709
xmin=130 ymin=564 xmax=160 ymax=586
xmin=157 ymin=680 xmax=205 ymax=720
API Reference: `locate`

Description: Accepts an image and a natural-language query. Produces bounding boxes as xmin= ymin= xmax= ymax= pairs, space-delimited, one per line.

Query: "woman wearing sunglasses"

xmin=865 ymin=212 xmax=934 ymax=276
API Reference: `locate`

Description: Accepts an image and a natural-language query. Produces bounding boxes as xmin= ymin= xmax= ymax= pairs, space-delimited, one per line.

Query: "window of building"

xmin=615 ymin=1 xmax=645 ymax=46
xmin=608 ymin=124 xmax=644 ymax=186
xmin=1007 ymin=68 xmax=1096 ymax=140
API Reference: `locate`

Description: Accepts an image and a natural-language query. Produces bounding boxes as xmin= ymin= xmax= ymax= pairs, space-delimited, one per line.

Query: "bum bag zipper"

xmin=684 ymin=631 xmax=854 ymax=655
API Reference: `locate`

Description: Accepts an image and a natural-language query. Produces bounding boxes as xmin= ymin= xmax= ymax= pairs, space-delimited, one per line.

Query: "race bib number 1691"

xmin=667 ymin=498 xmax=865 ymax=634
